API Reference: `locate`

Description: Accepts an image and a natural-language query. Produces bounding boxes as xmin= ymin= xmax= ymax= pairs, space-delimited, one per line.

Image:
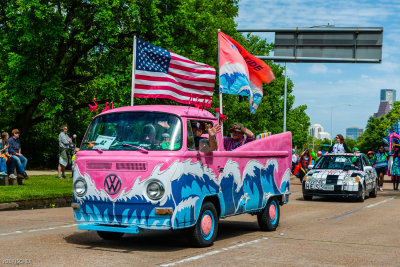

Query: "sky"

xmin=236 ymin=0 xmax=400 ymax=139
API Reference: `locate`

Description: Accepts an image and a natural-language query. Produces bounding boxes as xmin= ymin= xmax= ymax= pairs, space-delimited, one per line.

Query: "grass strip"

xmin=0 ymin=175 xmax=72 ymax=203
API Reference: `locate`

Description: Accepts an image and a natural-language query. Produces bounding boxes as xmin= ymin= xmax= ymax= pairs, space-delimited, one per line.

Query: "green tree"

xmin=0 ymin=0 xmax=310 ymax=168
xmin=358 ymin=101 xmax=400 ymax=152
xmin=0 ymin=0 xmax=239 ymax=167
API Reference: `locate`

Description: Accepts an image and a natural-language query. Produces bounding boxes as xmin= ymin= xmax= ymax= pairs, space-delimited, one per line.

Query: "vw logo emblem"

xmin=104 ymin=174 xmax=122 ymax=195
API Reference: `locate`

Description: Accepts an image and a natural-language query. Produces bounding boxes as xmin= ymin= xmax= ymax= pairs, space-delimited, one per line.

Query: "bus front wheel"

xmin=257 ymin=197 xmax=280 ymax=231
xmin=190 ymin=201 xmax=218 ymax=247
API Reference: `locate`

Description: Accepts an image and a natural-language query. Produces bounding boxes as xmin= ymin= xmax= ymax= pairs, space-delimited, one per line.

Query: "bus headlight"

xmin=146 ymin=180 xmax=165 ymax=200
xmin=74 ymin=178 xmax=87 ymax=197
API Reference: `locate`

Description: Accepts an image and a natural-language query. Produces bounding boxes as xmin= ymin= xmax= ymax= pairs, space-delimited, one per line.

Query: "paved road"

xmin=1 ymin=177 xmax=399 ymax=266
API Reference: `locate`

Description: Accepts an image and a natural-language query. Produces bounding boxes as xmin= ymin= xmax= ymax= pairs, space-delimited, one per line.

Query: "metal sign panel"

xmin=273 ymin=27 xmax=382 ymax=63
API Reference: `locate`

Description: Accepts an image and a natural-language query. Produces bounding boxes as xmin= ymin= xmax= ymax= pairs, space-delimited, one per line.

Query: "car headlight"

xmin=146 ymin=180 xmax=165 ymax=200
xmin=74 ymin=178 xmax=87 ymax=197
xmin=344 ymin=176 xmax=360 ymax=183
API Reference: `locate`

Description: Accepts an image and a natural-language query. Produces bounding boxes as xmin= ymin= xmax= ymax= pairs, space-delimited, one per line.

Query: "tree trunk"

xmin=14 ymin=98 xmax=42 ymax=135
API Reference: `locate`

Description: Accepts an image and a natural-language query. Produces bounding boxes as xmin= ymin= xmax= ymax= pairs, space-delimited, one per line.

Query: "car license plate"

xmin=323 ymin=185 xmax=334 ymax=191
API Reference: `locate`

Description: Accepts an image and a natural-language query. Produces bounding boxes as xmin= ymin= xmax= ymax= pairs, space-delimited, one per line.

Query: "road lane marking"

xmin=329 ymin=208 xmax=363 ymax=220
xmin=160 ymin=237 xmax=268 ymax=267
xmin=0 ymin=224 xmax=77 ymax=237
xmin=329 ymin=197 xmax=395 ymax=220
xmin=365 ymin=197 xmax=394 ymax=209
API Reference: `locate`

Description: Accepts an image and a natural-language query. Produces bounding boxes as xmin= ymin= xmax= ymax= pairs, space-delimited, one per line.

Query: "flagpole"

xmin=131 ymin=36 xmax=137 ymax=106
xmin=218 ymin=29 xmax=224 ymax=135
xmin=283 ymin=62 xmax=287 ymax=132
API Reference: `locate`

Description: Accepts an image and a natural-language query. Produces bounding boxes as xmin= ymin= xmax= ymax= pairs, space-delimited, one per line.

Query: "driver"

xmin=142 ymin=124 xmax=157 ymax=144
xmin=352 ymin=158 xmax=361 ymax=169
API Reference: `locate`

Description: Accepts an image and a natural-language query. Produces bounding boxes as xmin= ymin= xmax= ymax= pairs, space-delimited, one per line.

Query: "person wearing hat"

xmin=192 ymin=122 xmax=206 ymax=150
xmin=7 ymin=129 xmax=28 ymax=180
xmin=224 ymin=123 xmax=254 ymax=151
xmin=191 ymin=122 xmax=218 ymax=151
xmin=353 ymin=147 xmax=360 ymax=153
xmin=205 ymin=122 xmax=254 ymax=151
xmin=367 ymin=151 xmax=374 ymax=159
xmin=207 ymin=122 xmax=254 ymax=151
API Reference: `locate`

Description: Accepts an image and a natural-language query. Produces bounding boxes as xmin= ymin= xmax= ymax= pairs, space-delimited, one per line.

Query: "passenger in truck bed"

xmin=207 ymin=122 xmax=254 ymax=151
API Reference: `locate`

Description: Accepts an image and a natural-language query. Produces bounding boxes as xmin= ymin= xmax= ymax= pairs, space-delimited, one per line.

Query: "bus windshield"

xmin=81 ymin=112 xmax=182 ymax=151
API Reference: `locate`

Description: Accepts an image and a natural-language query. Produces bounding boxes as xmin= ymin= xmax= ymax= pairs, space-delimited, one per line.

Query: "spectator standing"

xmin=294 ymin=149 xmax=312 ymax=183
xmin=328 ymin=134 xmax=351 ymax=154
xmin=291 ymin=149 xmax=298 ymax=174
xmin=373 ymin=145 xmax=389 ymax=191
xmin=8 ymin=129 xmax=28 ymax=179
xmin=367 ymin=151 xmax=375 ymax=166
xmin=316 ymin=151 xmax=322 ymax=163
xmin=58 ymin=125 xmax=71 ymax=179
xmin=390 ymin=147 xmax=400 ymax=190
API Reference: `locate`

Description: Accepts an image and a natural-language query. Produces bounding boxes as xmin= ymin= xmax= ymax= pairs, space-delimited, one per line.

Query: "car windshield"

xmin=314 ymin=155 xmax=362 ymax=171
xmin=81 ymin=112 xmax=182 ymax=151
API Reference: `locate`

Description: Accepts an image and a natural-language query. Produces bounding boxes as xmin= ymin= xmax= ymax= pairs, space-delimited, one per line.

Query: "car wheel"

xmin=369 ymin=179 xmax=378 ymax=198
xmin=356 ymin=183 xmax=366 ymax=202
xmin=303 ymin=195 xmax=313 ymax=201
xmin=190 ymin=201 xmax=218 ymax=247
xmin=257 ymin=197 xmax=280 ymax=231
xmin=97 ymin=231 xmax=124 ymax=240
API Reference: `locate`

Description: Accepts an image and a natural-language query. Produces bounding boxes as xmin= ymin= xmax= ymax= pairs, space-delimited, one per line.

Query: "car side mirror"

xmin=199 ymin=139 xmax=211 ymax=153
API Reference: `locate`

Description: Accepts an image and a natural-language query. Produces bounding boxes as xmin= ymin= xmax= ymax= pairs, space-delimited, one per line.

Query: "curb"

xmin=0 ymin=197 xmax=72 ymax=211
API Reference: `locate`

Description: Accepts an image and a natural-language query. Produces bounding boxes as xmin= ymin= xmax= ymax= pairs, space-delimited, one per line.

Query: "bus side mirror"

xmin=199 ymin=139 xmax=211 ymax=153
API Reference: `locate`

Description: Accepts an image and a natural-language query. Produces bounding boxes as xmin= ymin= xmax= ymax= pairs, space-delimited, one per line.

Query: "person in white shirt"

xmin=328 ymin=134 xmax=351 ymax=154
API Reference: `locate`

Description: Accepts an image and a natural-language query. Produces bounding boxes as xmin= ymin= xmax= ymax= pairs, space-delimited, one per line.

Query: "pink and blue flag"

xmin=218 ymin=31 xmax=275 ymax=113
xmin=134 ymin=38 xmax=216 ymax=106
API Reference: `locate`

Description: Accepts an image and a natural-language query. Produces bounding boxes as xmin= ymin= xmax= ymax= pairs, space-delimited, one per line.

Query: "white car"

xmin=302 ymin=153 xmax=378 ymax=202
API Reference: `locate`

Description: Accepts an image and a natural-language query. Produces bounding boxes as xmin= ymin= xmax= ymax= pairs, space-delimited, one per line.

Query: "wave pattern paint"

xmin=219 ymin=62 xmax=263 ymax=114
xmin=74 ymin=159 xmax=289 ymax=230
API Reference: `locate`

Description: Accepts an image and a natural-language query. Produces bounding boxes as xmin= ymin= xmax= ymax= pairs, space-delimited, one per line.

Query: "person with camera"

xmin=58 ymin=125 xmax=71 ymax=179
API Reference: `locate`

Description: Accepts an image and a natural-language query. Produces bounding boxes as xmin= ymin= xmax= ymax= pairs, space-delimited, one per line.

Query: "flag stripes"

xmin=134 ymin=38 xmax=216 ymax=106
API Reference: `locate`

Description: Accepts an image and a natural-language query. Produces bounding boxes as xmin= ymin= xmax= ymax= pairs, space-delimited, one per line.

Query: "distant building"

xmin=374 ymin=89 xmax=396 ymax=117
xmin=310 ymin=124 xmax=323 ymax=139
xmin=310 ymin=124 xmax=331 ymax=140
xmin=381 ymin=89 xmax=396 ymax=108
xmin=319 ymin=132 xmax=331 ymax=140
xmin=346 ymin=127 xmax=363 ymax=140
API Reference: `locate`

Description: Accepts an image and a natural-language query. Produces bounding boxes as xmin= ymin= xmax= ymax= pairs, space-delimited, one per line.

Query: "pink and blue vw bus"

xmin=72 ymin=105 xmax=291 ymax=247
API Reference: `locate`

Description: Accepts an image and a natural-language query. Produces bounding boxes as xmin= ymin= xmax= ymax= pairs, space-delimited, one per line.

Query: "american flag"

xmin=134 ymin=38 xmax=216 ymax=105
